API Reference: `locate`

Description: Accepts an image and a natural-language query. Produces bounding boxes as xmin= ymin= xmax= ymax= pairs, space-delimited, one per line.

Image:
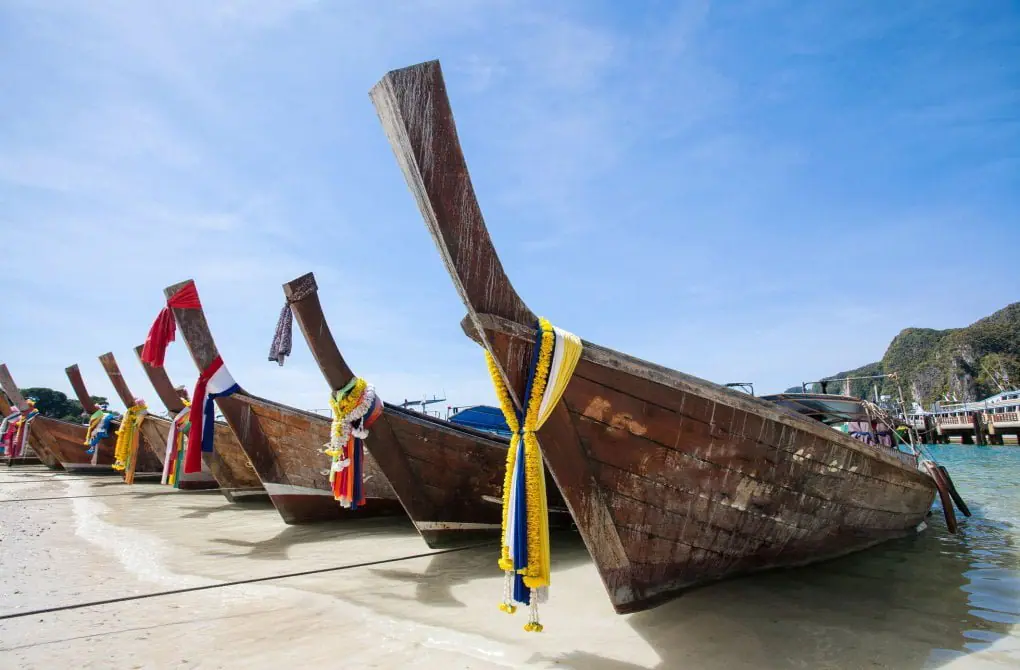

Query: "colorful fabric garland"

xmin=0 ymin=408 xmax=20 ymax=455
xmin=113 ymin=403 xmax=147 ymax=476
xmin=140 ymin=282 xmax=202 ymax=368
xmin=163 ymin=403 xmax=191 ymax=486
xmin=140 ymin=281 xmax=240 ymax=476
xmin=11 ymin=404 xmax=39 ymax=460
xmin=325 ymin=378 xmax=383 ymax=508
xmin=84 ymin=409 xmax=115 ymax=454
xmin=183 ymin=356 xmax=239 ymax=475
xmin=487 ymin=317 xmax=581 ymax=632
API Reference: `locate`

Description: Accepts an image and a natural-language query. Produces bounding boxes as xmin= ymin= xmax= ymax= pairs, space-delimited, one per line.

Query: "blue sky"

xmin=1 ymin=0 xmax=1017 ymax=414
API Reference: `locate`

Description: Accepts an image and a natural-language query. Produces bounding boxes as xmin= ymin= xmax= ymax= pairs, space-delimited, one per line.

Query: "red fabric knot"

xmin=140 ymin=282 xmax=202 ymax=368
xmin=182 ymin=355 xmax=223 ymax=474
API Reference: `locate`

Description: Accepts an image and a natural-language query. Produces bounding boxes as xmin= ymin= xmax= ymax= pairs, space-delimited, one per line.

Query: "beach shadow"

xmin=87 ymin=480 xmax=134 ymax=489
xmin=202 ymin=516 xmax=420 ymax=561
xmin=539 ymin=513 xmax=1020 ymax=670
xmin=370 ymin=530 xmax=592 ymax=609
xmin=175 ymin=502 xmax=251 ymax=520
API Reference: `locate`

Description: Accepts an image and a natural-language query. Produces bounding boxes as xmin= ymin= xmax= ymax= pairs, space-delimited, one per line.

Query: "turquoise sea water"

xmin=916 ymin=445 xmax=1020 ymax=665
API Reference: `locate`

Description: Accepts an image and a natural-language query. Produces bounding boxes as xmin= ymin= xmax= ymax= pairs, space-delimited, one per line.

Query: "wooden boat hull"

xmin=361 ymin=404 xmax=512 ymax=547
xmin=281 ymin=271 xmax=570 ymax=546
xmin=203 ymin=421 xmax=266 ymax=501
xmin=538 ymin=347 xmax=936 ymax=612
xmin=29 ymin=415 xmax=117 ymax=474
xmin=234 ymin=394 xmax=404 ymax=523
xmin=370 ymin=59 xmax=939 ymax=614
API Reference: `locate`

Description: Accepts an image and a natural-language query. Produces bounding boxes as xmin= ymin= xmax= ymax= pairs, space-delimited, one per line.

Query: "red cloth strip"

xmin=141 ymin=282 xmax=202 ymax=368
xmin=183 ymin=355 xmax=223 ymax=474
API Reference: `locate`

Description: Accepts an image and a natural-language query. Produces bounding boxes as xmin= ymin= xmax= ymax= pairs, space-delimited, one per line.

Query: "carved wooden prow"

xmin=0 ymin=364 xmax=30 ymax=411
xmin=163 ymin=281 xmax=230 ymax=382
xmin=282 ymin=272 xmax=355 ymax=390
xmin=99 ymin=352 xmax=140 ymax=408
xmin=134 ymin=344 xmax=186 ymax=414
xmin=65 ymin=365 xmax=100 ymax=414
xmin=0 ymin=390 xmax=13 ymax=415
xmin=163 ymin=279 xmax=277 ymax=477
xmin=370 ymin=60 xmax=535 ymax=407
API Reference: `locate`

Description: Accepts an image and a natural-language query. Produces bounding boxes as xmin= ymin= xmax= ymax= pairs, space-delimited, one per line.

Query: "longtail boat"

xmin=371 ymin=60 xmax=944 ymax=618
xmin=281 ymin=271 xmax=567 ymax=545
xmin=94 ymin=353 xmax=177 ymax=482
xmin=131 ymin=344 xmax=244 ymax=494
xmin=0 ymin=390 xmax=46 ymax=466
xmin=145 ymin=279 xmax=398 ymax=522
xmin=1 ymin=363 xmax=112 ymax=473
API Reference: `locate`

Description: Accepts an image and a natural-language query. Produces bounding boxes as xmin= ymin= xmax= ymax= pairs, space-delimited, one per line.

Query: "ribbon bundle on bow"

xmin=11 ymin=402 xmax=39 ymax=460
xmin=163 ymin=403 xmax=191 ymax=486
xmin=84 ymin=408 xmax=115 ymax=453
xmin=486 ymin=318 xmax=581 ymax=632
xmin=113 ymin=402 xmax=147 ymax=477
xmin=140 ymin=283 xmax=201 ymax=368
xmin=326 ymin=378 xmax=383 ymax=508
xmin=183 ymin=356 xmax=239 ymax=474
xmin=0 ymin=407 xmax=20 ymax=455
xmin=141 ymin=282 xmax=240 ymax=475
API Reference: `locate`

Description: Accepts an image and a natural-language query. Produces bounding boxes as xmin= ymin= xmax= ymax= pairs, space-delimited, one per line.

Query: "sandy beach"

xmin=2 ymin=464 xmax=1017 ymax=669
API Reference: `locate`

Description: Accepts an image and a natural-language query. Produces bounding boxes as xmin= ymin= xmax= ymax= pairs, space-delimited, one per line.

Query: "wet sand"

xmin=1 ymin=463 xmax=1017 ymax=669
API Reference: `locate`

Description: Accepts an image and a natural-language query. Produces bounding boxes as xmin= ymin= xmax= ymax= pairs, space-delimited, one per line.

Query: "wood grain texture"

xmin=133 ymin=344 xmax=186 ymax=414
xmin=284 ymin=271 xmax=550 ymax=545
xmin=65 ymin=365 xmax=100 ymax=414
xmin=237 ymin=394 xmax=404 ymax=523
xmin=372 ymin=59 xmax=939 ymax=613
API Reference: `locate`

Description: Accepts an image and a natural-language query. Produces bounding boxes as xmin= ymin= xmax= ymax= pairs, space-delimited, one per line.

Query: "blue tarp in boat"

xmin=448 ymin=405 xmax=512 ymax=438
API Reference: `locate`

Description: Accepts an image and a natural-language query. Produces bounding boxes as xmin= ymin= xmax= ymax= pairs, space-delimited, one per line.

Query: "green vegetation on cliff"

xmin=788 ymin=303 xmax=1020 ymax=406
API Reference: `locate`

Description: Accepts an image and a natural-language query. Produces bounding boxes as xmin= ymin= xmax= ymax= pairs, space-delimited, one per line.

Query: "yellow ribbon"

xmin=113 ymin=404 xmax=147 ymax=474
xmin=486 ymin=317 xmax=581 ymax=632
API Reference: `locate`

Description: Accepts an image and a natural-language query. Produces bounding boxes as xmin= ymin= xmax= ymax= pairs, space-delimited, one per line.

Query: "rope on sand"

xmin=0 ymin=488 xmax=264 ymax=503
xmin=0 ymin=542 xmax=496 ymax=621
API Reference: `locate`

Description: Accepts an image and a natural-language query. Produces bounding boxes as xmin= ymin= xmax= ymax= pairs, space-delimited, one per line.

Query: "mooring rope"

xmin=0 ymin=477 xmax=146 ymax=485
xmin=0 ymin=541 xmax=496 ymax=621
xmin=0 ymin=488 xmax=265 ymax=503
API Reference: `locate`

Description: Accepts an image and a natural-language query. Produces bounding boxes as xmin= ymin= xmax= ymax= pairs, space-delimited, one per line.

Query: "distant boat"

xmin=447 ymin=405 xmax=513 ymax=439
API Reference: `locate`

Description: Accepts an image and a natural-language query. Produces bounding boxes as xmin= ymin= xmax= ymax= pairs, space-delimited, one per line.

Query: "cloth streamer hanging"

xmin=267 ymin=281 xmax=316 ymax=367
xmin=268 ymin=303 xmax=293 ymax=366
xmin=141 ymin=283 xmax=202 ymax=368
xmin=163 ymin=405 xmax=191 ymax=485
xmin=0 ymin=409 xmax=20 ymax=455
xmin=12 ymin=408 xmax=39 ymax=459
xmin=183 ymin=356 xmax=239 ymax=474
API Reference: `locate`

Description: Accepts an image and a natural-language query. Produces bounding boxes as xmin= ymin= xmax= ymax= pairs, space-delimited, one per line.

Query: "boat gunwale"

xmin=235 ymin=385 xmax=510 ymax=448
